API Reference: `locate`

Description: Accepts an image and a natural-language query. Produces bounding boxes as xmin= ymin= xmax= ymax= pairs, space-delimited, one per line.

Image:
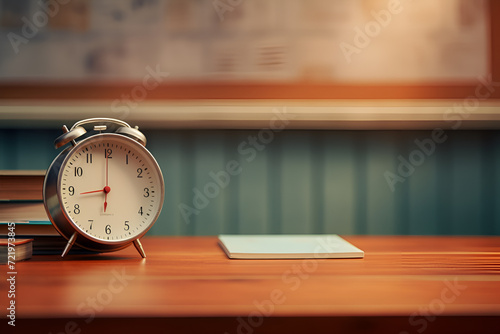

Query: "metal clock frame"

xmin=43 ymin=118 xmax=164 ymax=258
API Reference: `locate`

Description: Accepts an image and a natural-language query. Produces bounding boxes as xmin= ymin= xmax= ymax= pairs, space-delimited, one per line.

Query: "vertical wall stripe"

xmin=17 ymin=129 xmax=57 ymax=169
xmin=280 ymin=131 xmax=313 ymax=234
xmin=223 ymin=131 xmax=240 ymax=234
xmin=179 ymin=131 xmax=197 ymax=236
xmin=450 ymin=132 xmax=483 ymax=235
xmin=14 ymin=130 xmax=31 ymax=169
xmin=480 ymin=131 xmax=496 ymax=235
xmin=1 ymin=129 xmax=17 ymax=169
xmin=192 ymin=131 xmax=227 ymax=235
xmin=353 ymin=134 xmax=367 ymax=234
xmin=392 ymin=131 xmax=412 ymax=236
xmin=322 ymin=131 xmax=357 ymax=235
xmin=0 ymin=129 xmax=58 ymax=169
xmin=492 ymin=132 xmax=500 ymax=235
xmin=406 ymin=131 xmax=440 ymax=235
xmin=310 ymin=131 xmax=325 ymax=234
xmin=436 ymin=135 xmax=453 ymax=235
xmin=43 ymin=130 xmax=60 ymax=169
xmin=147 ymin=131 xmax=166 ymax=235
xmin=267 ymin=132 xmax=282 ymax=234
xmin=0 ymin=130 xmax=7 ymax=169
xmin=147 ymin=131 xmax=186 ymax=236
xmin=365 ymin=132 xmax=398 ymax=235
xmin=237 ymin=131 xmax=269 ymax=234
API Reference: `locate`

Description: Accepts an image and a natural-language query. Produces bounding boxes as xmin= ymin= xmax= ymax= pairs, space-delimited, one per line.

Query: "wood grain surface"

xmin=2 ymin=236 xmax=500 ymax=333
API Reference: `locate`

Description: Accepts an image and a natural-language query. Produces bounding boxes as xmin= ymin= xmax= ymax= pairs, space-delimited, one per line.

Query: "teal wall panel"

xmin=192 ymin=132 xmax=227 ymax=235
xmin=407 ymin=141 xmax=440 ymax=235
xmin=0 ymin=129 xmax=59 ymax=169
xmin=147 ymin=131 xmax=189 ymax=236
xmin=365 ymin=133 xmax=399 ymax=235
xmin=267 ymin=135 xmax=282 ymax=234
xmin=322 ymin=132 xmax=357 ymax=235
xmin=436 ymin=141 xmax=454 ymax=235
xmin=280 ymin=132 xmax=313 ymax=234
xmin=221 ymin=132 xmax=240 ymax=235
xmin=450 ymin=133 xmax=484 ymax=235
xmin=493 ymin=134 xmax=500 ymax=235
xmin=237 ymin=131 xmax=269 ymax=234
xmin=0 ymin=130 xmax=8 ymax=169
xmin=1 ymin=127 xmax=498 ymax=236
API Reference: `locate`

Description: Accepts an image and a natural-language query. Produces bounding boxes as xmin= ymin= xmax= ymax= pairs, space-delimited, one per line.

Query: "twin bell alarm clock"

xmin=43 ymin=118 xmax=164 ymax=258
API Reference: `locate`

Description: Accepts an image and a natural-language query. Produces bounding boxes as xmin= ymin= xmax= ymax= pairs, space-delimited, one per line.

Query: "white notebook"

xmin=218 ymin=234 xmax=364 ymax=259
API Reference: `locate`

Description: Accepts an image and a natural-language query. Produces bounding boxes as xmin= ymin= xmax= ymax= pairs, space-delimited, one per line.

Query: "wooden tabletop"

xmin=3 ymin=236 xmax=500 ymax=333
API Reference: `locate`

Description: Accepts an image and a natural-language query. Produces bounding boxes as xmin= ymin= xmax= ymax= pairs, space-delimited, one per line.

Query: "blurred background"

xmin=0 ymin=0 xmax=490 ymax=82
xmin=0 ymin=0 xmax=499 ymax=236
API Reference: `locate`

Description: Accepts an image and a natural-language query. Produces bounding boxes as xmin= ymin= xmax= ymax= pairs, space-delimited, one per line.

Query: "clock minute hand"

xmin=104 ymin=152 xmax=109 ymax=212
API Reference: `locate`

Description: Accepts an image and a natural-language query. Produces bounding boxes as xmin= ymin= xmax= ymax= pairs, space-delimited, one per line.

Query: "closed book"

xmin=0 ymin=170 xmax=45 ymax=201
xmin=218 ymin=234 xmax=364 ymax=259
xmin=0 ymin=201 xmax=48 ymax=222
xmin=0 ymin=221 xmax=58 ymax=236
xmin=0 ymin=238 xmax=33 ymax=263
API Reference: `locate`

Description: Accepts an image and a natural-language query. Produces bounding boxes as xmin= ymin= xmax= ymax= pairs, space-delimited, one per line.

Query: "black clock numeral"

xmin=89 ymin=220 xmax=93 ymax=230
xmin=74 ymin=167 xmax=83 ymax=177
xmin=105 ymin=149 xmax=113 ymax=159
xmin=105 ymin=225 xmax=111 ymax=235
xmin=138 ymin=206 xmax=143 ymax=215
xmin=124 ymin=221 xmax=130 ymax=231
xmin=137 ymin=168 xmax=143 ymax=178
xmin=86 ymin=153 xmax=93 ymax=164
xmin=74 ymin=204 xmax=80 ymax=215
xmin=143 ymin=188 xmax=150 ymax=198
xmin=68 ymin=186 xmax=75 ymax=196
xmin=126 ymin=154 xmax=129 ymax=165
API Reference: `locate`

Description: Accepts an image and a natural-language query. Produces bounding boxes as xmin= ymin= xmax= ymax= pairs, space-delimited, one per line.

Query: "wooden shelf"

xmin=1 ymin=99 xmax=500 ymax=130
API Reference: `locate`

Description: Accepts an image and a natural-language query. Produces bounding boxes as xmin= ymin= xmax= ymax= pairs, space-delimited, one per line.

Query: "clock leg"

xmin=133 ymin=239 xmax=146 ymax=258
xmin=62 ymin=232 xmax=77 ymax=258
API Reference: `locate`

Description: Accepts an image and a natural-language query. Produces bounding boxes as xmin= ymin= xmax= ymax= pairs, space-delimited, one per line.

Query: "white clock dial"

xmin=57 ymin=134 xmax=163 ymax=243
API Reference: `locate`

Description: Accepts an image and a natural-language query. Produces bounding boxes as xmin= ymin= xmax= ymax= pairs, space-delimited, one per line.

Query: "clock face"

xmin=57 ymin=134 xmax=164 ymax=244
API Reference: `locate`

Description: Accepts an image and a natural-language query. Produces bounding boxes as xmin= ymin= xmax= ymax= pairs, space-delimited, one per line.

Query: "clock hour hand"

xmin=104 ymin=192 xmax=108 ymax=212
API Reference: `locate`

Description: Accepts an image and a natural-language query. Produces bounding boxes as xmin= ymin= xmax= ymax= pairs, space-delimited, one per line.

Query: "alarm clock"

xmin=43 ymin=118 xmax=164 ymax=258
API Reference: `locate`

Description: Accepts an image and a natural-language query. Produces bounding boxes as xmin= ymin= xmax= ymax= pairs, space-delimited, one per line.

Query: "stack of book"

xmin=0 ymin=170 xmax=90 ymax=255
